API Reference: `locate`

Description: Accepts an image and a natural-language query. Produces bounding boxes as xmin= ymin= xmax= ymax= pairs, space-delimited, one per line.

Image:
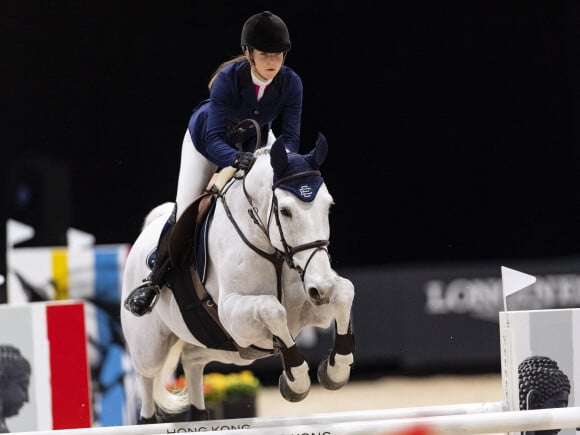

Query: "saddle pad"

xmin=196 ymin=199 xmax=216 ymax=282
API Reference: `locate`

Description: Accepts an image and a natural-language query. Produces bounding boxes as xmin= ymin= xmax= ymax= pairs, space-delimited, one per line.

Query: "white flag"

xmin=66 ymin=228 xmax=96 ymax=249
xmin=7 ymin=219 xmax=35 ymax=247
xmin=501 ymin=266 xmax=536 ymax=298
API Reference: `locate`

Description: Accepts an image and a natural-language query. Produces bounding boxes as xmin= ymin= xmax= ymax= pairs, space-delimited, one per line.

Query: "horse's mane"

xmin=254 ymin=145 xmax=272 ymax=158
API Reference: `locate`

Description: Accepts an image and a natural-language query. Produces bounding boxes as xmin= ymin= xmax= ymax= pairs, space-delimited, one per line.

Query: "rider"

xmin=124 ymin=10 xmax=303 ymax=316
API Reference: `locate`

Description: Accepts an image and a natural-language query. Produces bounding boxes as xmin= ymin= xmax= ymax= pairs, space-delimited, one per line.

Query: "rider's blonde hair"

xmin=208 ymin=55 xmax=246 ymax=90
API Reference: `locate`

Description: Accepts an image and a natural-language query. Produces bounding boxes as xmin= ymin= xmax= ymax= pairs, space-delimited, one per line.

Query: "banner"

xmin=0 ymin=302 xmax=91 ymax=432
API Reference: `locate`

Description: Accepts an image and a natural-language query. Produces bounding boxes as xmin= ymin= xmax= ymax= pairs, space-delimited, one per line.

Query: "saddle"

xmin=166 ymin=174 xmax=274 ymax=359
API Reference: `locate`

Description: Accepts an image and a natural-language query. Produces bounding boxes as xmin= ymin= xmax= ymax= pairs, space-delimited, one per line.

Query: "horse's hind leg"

xmin=318 ymin=276 xmax=355 ymax=390
xmin=136 ymin=374 xmax=158 ymax=424
xmin=180 ymin=344 xmax=210 ymax=421
xmin=122 ymin=312 xmax=180 ymax=423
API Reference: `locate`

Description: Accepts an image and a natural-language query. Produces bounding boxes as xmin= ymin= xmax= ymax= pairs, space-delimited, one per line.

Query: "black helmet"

xmin=240 ymin=11 xmax=291 ymax=53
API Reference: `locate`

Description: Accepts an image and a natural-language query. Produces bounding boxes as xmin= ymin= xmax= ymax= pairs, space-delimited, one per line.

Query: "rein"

xmin=220 ymin=186 xmax=286 ymax=301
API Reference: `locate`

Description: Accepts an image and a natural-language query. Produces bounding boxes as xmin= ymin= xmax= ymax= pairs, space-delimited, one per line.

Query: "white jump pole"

xmin=12 ymin=405 xmax=580 ymax=435
xmin=8 ymin=401 xmax=504 ymax=435
xmin=8 ymin=401 xmax=503 ymax=435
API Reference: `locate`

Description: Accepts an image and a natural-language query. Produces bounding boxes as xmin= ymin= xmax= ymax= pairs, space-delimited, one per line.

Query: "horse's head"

xmin=267 ymin=134 xmax=335 ymax=306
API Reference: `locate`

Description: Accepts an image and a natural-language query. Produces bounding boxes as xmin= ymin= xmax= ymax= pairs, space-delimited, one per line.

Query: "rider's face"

xmin=247 ymin=49 xmax=285 ymax=81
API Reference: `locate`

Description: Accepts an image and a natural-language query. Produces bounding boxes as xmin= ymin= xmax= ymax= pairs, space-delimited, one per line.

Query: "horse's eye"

xmin=280 ymin=208 xmax=292 ymax=218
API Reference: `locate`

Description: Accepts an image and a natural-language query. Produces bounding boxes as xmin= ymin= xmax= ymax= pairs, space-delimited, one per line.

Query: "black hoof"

xmin=186 ymin=405 xmax=211 ymax=421
xmin=138 ymin=414 xmax=158 ymax=425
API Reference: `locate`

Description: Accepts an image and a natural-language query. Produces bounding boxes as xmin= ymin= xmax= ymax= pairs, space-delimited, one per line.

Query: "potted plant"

xmin=168 ymin=370 xmax=260 ymax=420
xmin=220 ymin=370 xmax=260 ymax=419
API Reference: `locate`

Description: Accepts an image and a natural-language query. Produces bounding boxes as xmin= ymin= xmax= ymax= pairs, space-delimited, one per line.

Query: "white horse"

xmin=120 ymin=133 xmax=355 ymax=423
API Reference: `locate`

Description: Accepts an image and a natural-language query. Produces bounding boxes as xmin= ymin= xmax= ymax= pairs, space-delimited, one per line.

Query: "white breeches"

xmin=175 ymin=130 xmax=217 ymax=221
xmin=175 ymin=129 xmax=277 ymax=221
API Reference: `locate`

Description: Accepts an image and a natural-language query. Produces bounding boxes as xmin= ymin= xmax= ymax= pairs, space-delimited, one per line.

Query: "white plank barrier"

xmin=12 ymin=405 xmax=580 ymax=435
xmin=9 ymin=401 xmax=504 ymax=435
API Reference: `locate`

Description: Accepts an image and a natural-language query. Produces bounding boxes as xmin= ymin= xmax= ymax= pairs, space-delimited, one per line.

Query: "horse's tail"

xmin=151 ymin=339 xmax=190 ymax=415
xmin=143 ymin=202 xmax=175 ymax=230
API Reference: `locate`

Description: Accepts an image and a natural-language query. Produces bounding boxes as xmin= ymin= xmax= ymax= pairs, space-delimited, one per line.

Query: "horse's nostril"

xmin=308 ymin=287 xmax=320 ymax=301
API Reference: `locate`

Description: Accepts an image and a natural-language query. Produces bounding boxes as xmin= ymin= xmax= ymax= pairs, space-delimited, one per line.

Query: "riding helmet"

xmin=240 ymin=11 xmax=291 ymax=53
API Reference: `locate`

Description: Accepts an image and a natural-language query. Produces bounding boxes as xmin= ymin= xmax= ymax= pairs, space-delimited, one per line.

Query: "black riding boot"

xmin=124 ymin=206 xmax=176 ymax=317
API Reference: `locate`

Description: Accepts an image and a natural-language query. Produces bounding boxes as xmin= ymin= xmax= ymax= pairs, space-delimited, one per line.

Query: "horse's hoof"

xmin=317 ymin=355 xmax=349 ymax=390
xmin=278 ymin=372 xmax=310 ymax=402
xmin=186 ymin=405 xmax=211 ymax=421
xmin=138 ymin=414 xmax=159 ymax=425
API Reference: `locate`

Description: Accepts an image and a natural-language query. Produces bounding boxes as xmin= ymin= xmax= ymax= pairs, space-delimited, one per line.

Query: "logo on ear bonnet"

xmin=276 ymin=173 xmax=323 ymax=201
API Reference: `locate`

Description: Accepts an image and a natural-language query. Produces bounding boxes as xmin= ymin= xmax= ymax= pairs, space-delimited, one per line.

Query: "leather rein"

xmin=217 ymin=120 xmax=330 ymax=302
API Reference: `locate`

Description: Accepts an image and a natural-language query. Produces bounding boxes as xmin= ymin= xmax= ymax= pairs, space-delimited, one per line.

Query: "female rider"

xmin=125 ymin=11 xmax=303 ymax=316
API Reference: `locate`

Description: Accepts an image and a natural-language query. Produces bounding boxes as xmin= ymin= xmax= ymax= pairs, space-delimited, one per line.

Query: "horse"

xmin=120 ymin=132 xmax=355 ymax=423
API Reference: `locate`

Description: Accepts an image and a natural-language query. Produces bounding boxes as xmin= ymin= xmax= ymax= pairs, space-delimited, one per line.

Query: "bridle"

xmin=220 ymin=170 xmax=330 ymax=302
xmin=270 ymin=174 xmax=330 ymax=280
xmin=218 ymin=120 xmax=330 ymax=302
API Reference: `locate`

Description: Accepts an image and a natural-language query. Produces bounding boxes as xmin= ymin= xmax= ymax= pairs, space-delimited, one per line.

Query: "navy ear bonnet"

xmin=270 ymin=133 xmax=328 ymax=202
xmin=277 ymin=156 xmax=324 ymax=202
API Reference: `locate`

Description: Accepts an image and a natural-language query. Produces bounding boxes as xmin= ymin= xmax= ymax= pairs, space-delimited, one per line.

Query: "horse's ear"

xmin=306 ymin=132 xmax=328 ymax=168
xmin=270 ymin=135 xmax=288 ymax=173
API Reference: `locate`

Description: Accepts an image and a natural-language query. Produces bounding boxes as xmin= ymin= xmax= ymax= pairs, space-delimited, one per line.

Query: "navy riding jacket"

xmin=188 ymin=60 xmax=303 ymax=169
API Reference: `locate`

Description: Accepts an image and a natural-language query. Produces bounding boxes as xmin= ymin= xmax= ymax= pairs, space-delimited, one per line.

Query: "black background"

xmin=2 ymin=0 xmax=579 ymax=271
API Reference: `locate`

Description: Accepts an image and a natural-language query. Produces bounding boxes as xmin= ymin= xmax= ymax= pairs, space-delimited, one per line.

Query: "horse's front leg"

xmin=317 ymin=275 xmax=355 ymax=390
xmin=220 ymin=293 xmax=311 ymax=402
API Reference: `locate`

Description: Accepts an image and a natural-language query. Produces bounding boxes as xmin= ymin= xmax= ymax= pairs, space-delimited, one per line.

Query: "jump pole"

xmin=9 ymin=401 xmax=503 ymax=435
xmin=13 ymin=405 xmax=580 ymax=435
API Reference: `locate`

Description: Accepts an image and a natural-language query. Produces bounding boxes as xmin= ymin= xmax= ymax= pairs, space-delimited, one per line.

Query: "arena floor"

xmin=257 ymin=373 xmax=504 ymax=433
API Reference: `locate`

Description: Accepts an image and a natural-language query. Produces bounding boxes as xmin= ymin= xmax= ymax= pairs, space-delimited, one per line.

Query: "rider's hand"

xmin=233 ymin=152 xmax=254 ymax=171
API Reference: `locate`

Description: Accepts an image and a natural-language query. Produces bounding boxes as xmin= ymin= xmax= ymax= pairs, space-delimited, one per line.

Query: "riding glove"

xmin=233 ymin=152 xmax=254 ymax=170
